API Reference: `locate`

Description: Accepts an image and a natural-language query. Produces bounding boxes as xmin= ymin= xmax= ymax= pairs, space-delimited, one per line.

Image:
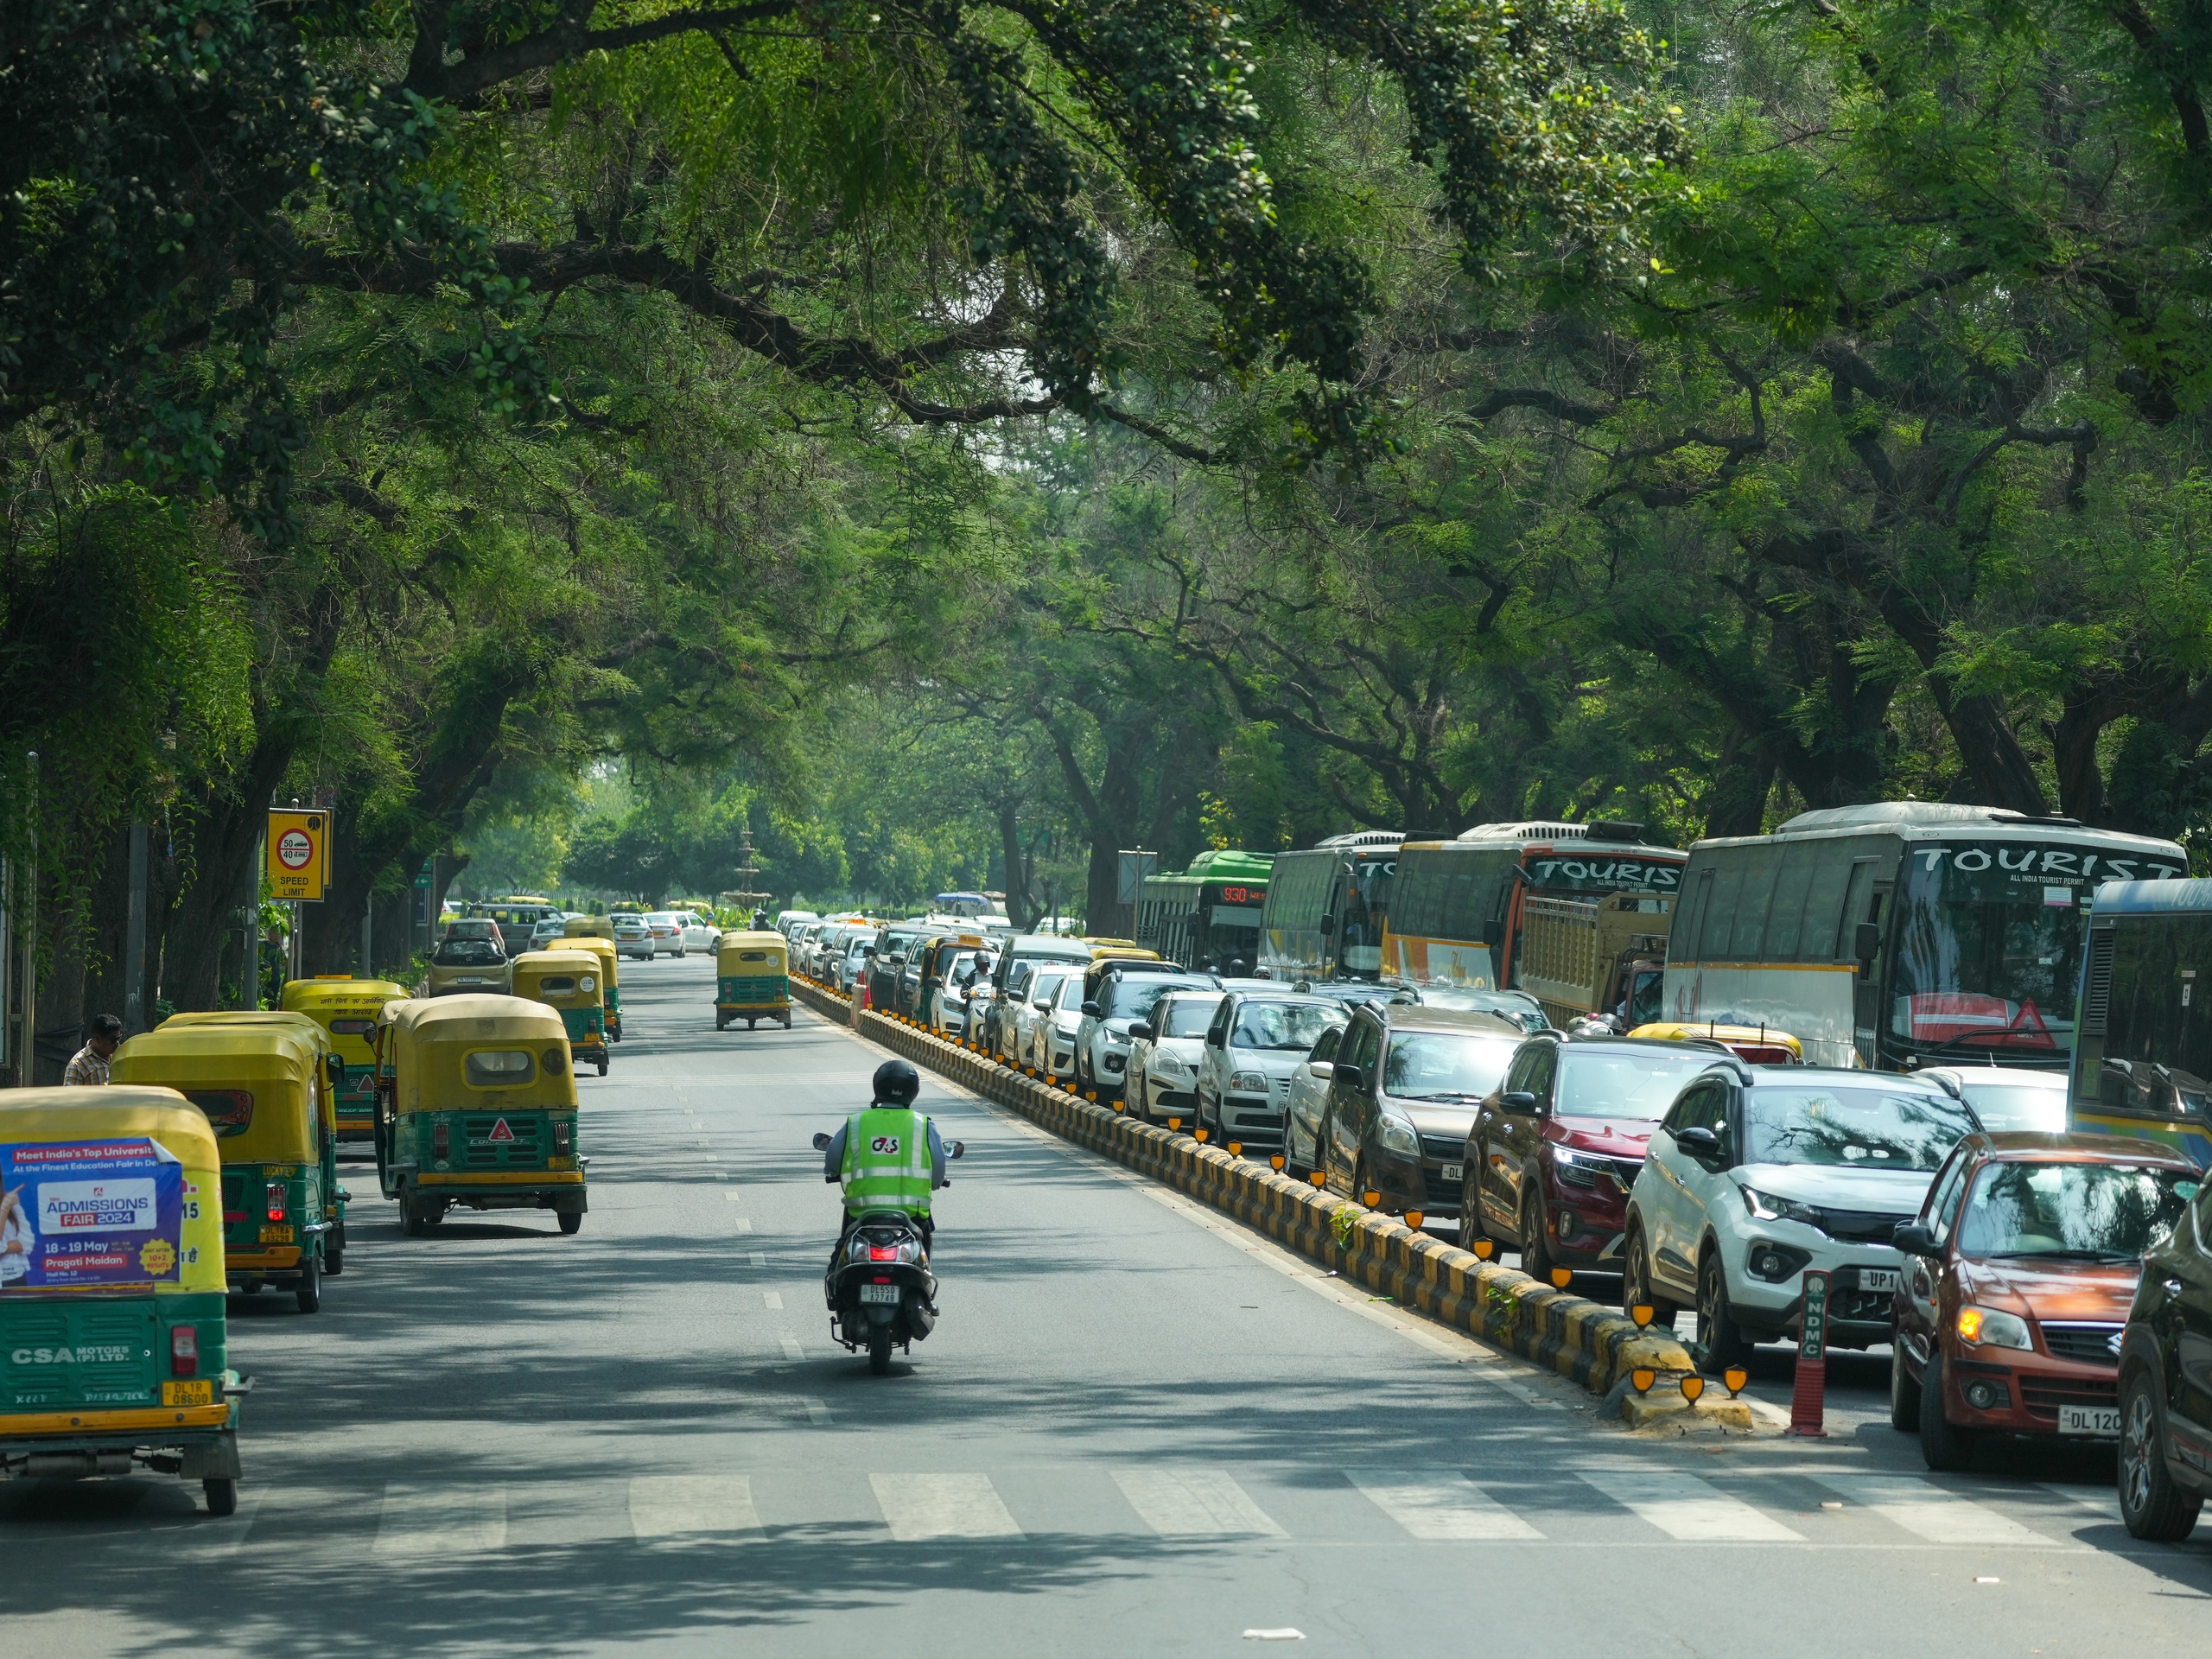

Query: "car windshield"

xmin=434 ymin=939 xmax=503 ymax=965
xmin=1232 ymin=1001 xmax=1344 ymax=1051
xmin=1105 ymin=976 xmax=1214 ymax=1020
xmin=1557 ymin=1050 xmax=1723 ymax=1121
xmin=1742 ymin=1086 xmax=1974 ymax=1171
xmin=1056 ymin=976 xmax=1085 ymax=1011
xmin=1157 ymin=995 xmax=1225 ymax=1038
xmin=1028 ymin=971 xmax=1068 ymax=1005
xmin=1381 ymin=1032 xmax=1518 ymax=1100
xmin=1955 ymin=1081 xmax=2069 ymax=1133
xmin=1955 ymin=1161 xmax=2196 ymax=1259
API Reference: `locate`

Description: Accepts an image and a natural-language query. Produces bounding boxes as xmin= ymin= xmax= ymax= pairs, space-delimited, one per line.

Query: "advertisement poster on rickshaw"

xmin=0 ymin=1138 xmax=186 ymax=1290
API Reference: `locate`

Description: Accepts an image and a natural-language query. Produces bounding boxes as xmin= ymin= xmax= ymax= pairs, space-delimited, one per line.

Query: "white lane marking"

xmin=1814 ymin=1475 xmax=2054 ymax=1544
xmin=764 ymin=1291 xmax=783 ymax=1310
xmin=869 ymin=1474 xmax=1024 ymax=1541
xmin=749 ymin=1252 xmax=767 ymax=1268
xmin=1579 ymin=1470 xmax=1802 ymax=1541
xmin=2038 ymin=1482 xmax=2121 ymax=1522
xmin=724 ymin=1192 xmax=746 ymax=1202
xmin=373 ymin=1484 xmax=507 ymax=1555
xmin=734 ymin=1218 xmax=753 ymax=1234
xmin=1346 ymin=1470 xmax=1542 ymax=1540
xmin=628 ymin=1476 xmax=762 ymax=1540
xmin=1113 ymin=1469 xmax=1287 ymax=1537
xmin=802 ymin=1397 xmax=831 ymax=1424
xmin=779 ymin=1337 xmax=804 ymax=1361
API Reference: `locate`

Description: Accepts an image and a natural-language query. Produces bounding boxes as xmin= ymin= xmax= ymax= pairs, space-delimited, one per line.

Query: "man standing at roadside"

xmin=63 ymin=1014 xmax=124 ymax=1084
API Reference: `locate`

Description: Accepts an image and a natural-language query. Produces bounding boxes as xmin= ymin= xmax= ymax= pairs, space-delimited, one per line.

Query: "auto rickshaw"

xmin=715 ymin=931 xmax=791 ymax=1030
xmin=281 ymin=975 xmax=410 ymax=1141
xmin=112 ymin=1022 xmax=343 ymax=1309
xmin=562 ymin=925 xmax=623 ymax=1041
xmin=375 ymin=995 xmax=586 ymax=1236
xmin=1629 ymin=1020 xmax=1805 ymax=1066
xmin=511 ymin=948 xmax=610 ymax=1075
xmin=0 ymin=1087 xmax=245 ymax=1514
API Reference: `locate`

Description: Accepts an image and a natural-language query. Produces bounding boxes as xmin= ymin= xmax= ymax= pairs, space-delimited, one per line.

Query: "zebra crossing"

xmin=165 ymin=1465 xmax=2127 ymax=1557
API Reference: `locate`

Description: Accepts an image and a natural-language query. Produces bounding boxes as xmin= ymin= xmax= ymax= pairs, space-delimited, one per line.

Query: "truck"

xmin=1514 ymin=891 xmax=1673 ymax=1029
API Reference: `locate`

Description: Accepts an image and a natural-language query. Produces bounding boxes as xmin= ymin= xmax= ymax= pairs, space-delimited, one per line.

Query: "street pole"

xmin=243 ymin=828 xmax=262 ymax=1009
xmin=124 ymin=821 xmax=149 ymax=1033
xmin=18 ymin=752 xmax=35 ymax=1085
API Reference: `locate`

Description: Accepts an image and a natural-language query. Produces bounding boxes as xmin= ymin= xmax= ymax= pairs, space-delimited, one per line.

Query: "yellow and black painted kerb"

xmin=789 ymin=976 xmax=1695 ymax=1397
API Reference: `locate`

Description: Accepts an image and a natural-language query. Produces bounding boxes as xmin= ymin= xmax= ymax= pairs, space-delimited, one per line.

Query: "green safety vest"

xmin=841 ymin=1106 xmax=934 ymax=1217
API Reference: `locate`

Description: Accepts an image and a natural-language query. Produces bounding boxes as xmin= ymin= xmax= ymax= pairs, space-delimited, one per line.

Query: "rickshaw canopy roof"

xmin=111 ymin=1026 xmax=327 ymax=1160
xmin=717 ymin=931 xmax=788 ymax=968
xmin=282 ymin=976 xmax=410 ymax=1013
xmin=563 ymin=917 xmax=614 ymax=938
xmin=0 ymin=1084 xmax=219 ymax=1174
xmin=392 ymin=995 xmax=576 ymax=1112
xmin=159 ymin=1009 xmax=332 ymax=1053
xmin=512 ymin=949 xmax=605 ymax=1002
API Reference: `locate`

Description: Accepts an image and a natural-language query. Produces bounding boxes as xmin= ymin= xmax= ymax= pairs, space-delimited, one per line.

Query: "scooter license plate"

xmin=859 ymin=1282 xmax=901 ymax=1305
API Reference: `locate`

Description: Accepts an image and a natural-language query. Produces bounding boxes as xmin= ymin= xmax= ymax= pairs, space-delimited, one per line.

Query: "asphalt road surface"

xmin=7 ymin=956 xmax=2211 ymax=1657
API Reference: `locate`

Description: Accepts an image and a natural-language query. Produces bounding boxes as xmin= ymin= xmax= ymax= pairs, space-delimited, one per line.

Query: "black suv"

xmin=2117 ymin=1173 xmax=2212 ymax=1539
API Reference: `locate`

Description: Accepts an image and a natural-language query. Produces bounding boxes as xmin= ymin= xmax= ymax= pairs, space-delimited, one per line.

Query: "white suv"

xmin=1624 ymin=1063 xmax=1976 ymax=1370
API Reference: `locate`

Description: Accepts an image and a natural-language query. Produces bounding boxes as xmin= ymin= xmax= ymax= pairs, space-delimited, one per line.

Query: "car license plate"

xmin=1440 ymin=1163 xmax=1464 ymax=1183
xmin=2059 ymin=1403 xmax=2120 ymax=1438
xmin=162 ymin=1380 xmax=213 ymax=1407
xmin=1856 ymin=1268 xmax=1899 ymax=1294
xmin=859 ymin=1281 xmax=901 ymax=1305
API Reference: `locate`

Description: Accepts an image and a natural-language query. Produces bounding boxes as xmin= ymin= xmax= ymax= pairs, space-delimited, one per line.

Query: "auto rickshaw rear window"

xmin=185 ymin=1090 xmax=254 ymax=1135
xmin=539 ymin=976 xmax=577 ymax=993
xmin=740 ymin=951 xmax=769 ymax=961
xmin=329 ymin=1019 xmax=375 ymax=1036
xmin=465 ymin=1049 xmax=537 ymax=1087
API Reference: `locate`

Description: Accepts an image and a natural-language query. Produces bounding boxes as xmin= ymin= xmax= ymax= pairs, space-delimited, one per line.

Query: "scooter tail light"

xmin=265 ymin=1180 xmax=287 ymax=1221
xmin=868 ymin=1246 xmax=899 ymax=1261
xmin=170 ymin=1325 xmax=199 ymax=1376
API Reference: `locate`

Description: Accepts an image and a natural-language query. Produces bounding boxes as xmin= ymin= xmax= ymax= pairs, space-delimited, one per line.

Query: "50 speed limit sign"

xmin=266 ymin=810 xmax=329 ymax=900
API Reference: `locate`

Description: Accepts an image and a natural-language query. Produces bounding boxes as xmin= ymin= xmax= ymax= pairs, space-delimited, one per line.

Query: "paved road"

xmin=7 ymin=957 xmax=2212 ymax=1656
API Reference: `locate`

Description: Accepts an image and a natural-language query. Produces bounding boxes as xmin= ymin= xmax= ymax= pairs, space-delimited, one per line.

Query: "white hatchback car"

xmin=1194 ymin=994 xmax=1348 ymax=1153
xmin=1074 ymin=969 xmax=1218 ymax=1101
xmin=1624 ymin=1063 xmax=1977 ymax=1369
xmin=679 ymin=914 xmax=719 ymax=953
xmin=1034 ymin=973 xmax=1086 ymax=1077
xmin=1917 ymin=1065 xmax=2068 ymax=1133
xmin=1004 ymin=967 xmax=1074 ymax=1068
xmin=645 ymin=911 xmax=687 ymax=957
xmin=1125 ymin=991 xmax=1226 ymax=1123
xmin=1283 ymin=1023 xmax=1349 ymax=1179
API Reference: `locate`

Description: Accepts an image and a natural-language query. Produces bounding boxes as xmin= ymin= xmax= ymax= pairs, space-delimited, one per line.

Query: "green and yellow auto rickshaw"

xmin=113 ymin=1021 xmax=343 ymax=1311
xmin=376 ymin=995 xmax=587 ymax=1236
xmin=512 ymin=948 xmax=609 ymax=1076
xmin=282 ymin=975 xmax=411 ymax=1142
xmin=715 ymin=931 xmax=791 ymax=1030
xmin=0 ymin=1087 xmax=245 ymax=1513
xmin=562 ymin=925 xmax=623 ymax=1042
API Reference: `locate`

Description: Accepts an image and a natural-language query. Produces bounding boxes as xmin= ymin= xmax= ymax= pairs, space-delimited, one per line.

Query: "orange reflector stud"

xmin=1471 ymin=1239 xmax=1494 ymax=1260
xmin=1630 ymin=1367 xmax=1656 ymax=1394
xmin=1309 ymin=1171 xmax=1325 ymax=1187
xmin=1724 ymin=1366 xmax=1749 ymax=1397
xmin=1363 ymin=1190 xmax=1381 ymax=1208
xmin=1228 ymin=1141 xmax=1243 ymax=1155
xmin=1114 ymin=1101 xmax=1124 ymax=1113
xmin=1629 ymin=1303 xmax=1655 ymax=1328
xmin=1269 ymin=1154 xmax=1285 ymax=1172
xmin=1680 ymin=1376 xmax=1707 ymax=1404
xmin=1195 ymin=1128 xmax=1210 ymax=1143
xmin=1405 ymin=1211 xmax=1424 ymax=1230
xmin=1549 ymin=1267 xmax=1573 ymax=1289
xmin=1167 ymin=1117 xmax=1181 ymax=1131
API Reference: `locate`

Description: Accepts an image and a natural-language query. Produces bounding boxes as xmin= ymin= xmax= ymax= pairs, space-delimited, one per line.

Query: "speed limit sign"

xmin=266 ymin=810 xmax=328 ymax=899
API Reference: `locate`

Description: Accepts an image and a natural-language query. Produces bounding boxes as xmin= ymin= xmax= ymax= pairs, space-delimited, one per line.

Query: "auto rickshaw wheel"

xmin=596 ymin=1057 xmax=609 ymax=1077
xmin=558 ymin=1211 xmax=583 ymax=1236
xmin=203 ymin=1478 xmax=238 ymax=1517
xmin=716 ymin=1014 xmax=728 ymax=1030
xmin=324 ymin=1241 xmax=344 ymax=1276
xmin=296 ymin=1250 xmax=321 ymax=1314
xmin=747 ymin=1019 xmax=757 ymax=1030
xmin=780 ymin=1013 xmax=793 ymax=1029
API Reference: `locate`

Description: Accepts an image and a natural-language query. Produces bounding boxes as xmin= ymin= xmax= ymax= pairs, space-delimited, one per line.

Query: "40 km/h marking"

xmin=277 ymin=830 xmax=314 ymax=869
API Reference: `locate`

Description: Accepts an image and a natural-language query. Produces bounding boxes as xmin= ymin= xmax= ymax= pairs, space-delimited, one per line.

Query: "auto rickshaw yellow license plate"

xmin=260 ymin=1224 xmax=295 ymax=1243
xmin=162 ymin=1380 xmax=214 ymax=1406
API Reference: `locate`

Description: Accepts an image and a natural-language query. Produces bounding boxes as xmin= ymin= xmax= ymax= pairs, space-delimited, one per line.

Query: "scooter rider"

xmin=823 ymin=1058 xmax=949 ymax=1261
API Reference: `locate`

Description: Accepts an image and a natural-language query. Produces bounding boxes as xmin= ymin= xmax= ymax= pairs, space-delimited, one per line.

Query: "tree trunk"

xmin=32 ymin=881 xmax=87 ymax=1084
xmin=997 ymin=804 xmax=1033 ymax=930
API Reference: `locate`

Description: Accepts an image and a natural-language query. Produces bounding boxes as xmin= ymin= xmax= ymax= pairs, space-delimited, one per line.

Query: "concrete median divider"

xmin=788 ymin=974 xmax=1713 ymax=1415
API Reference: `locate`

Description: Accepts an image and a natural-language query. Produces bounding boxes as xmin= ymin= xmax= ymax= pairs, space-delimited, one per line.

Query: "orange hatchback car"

xmin=1890 ymin=1131 xmax=2201 ymax=1471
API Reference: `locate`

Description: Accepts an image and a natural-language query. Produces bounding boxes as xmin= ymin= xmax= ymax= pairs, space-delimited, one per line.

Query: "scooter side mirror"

xmin=950 ymin=1141 xmax=965 ymax=1160
xmin=811 ymin=1131 xmax=831 ymax=1151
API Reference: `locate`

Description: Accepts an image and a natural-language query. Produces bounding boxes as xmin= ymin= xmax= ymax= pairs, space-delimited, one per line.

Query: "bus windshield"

xmin=1892 ymin=840 xmax=2171 ymax=1058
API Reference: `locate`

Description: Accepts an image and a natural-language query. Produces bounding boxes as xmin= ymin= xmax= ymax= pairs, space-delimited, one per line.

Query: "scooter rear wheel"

xmin=868 ymin=1327 xmax=893 ymax=1375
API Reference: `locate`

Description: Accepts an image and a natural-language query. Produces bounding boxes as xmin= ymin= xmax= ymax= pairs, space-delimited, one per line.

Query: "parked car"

xmin=866 ymin=923 xmax=933 ymax=1013
xmin=1004 ymin=967 xmax=1075 ymax=1071
xmin=1920 ymin=1065 xmax=2069 ymax=1133
xmin=1194 ymin=994 xmax=1349 ymax=1152
xmin=1317 ymin=1003 xmax=1523 ymax=1217
xmin=425 ymin=933 xmax=511 ymax=995
xmin=2118 ymin=1167 xmax=2212 ymax=1537
xmin=1408 ymin=985 xmax=1552 ymax=1033
xmin=1127 ymin=991 xmax=1228 ymax=1123
xmin=611 ymin=912 xmax=653 ymax=962
xmin=836 ymin=933 xmax=874 ymax=995
xmin=1891 ymin=1131 xmax=2196 ymax=1474
xmin=1284 ymin=1024 xmax=1348 ymax=1179
xmin=1034 ymin=972 xmax=1086 ymax=1076
xmin=1463 ymin=1035 xmax=1731 ymax=1280
xmin=1624 ymin=1063 xmax=1975 ymax=1369
xmin=1076 ymin=967 xmax=1217 ymax=1102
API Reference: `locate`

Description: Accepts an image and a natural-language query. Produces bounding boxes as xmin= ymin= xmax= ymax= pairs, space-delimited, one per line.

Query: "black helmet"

xmin=873 ymin=1058 xmax=920 ymax=1107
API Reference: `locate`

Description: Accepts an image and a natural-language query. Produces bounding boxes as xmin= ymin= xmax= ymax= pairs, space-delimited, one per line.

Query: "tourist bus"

xmin=1665 ymin=802 xmax=2187 ymax=1071
xmin=2069 ymin=877 xmax=2212 ymax=1166
xmin=1133 ymin=849 xmax=1273 ymax=969
xmin=1255 ymin=831 xmax=1404 ymax=982
xmin=1382 ymin=820 xmax=1686 ymax=1002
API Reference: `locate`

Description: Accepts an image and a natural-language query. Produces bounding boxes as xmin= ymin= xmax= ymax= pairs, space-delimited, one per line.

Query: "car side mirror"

xmin=1333 ymin=1064 xmax=1364 ymax=1092
xmin=1502 ymin=1090 xmax=1541 ymax=1116
xmin=950 ymin=1141 xmax=965 ymax=1160
xmin=864 ymin=944 xmax=878 ymax=957
xmin=1307 ymin=1060 xmax=1335 ymax=1081
xmin=1081 ymin=1000 xmax=1102 ymax=1018
xmin=811 ymin=1131 xmax=831 ymax=1151
xmin=1891 ymin=1221 xmax=1941 ymax=1257
xmin=1675 ymin=1125 xmax=1724 ymax=1165
xmin=1128 ymin=1022 xmax=1153 ymax=1041
xmin=1854 ymin=922 xmax=1881 ymax=963
xmin=327 ymin=1054 xmax=345 ymax=1088
xmin=1033 ymin=999 xmax=1053 ymax=1011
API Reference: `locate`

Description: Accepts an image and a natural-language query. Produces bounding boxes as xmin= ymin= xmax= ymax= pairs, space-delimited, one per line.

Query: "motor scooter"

xmin=811 ymin=1132 xmax=964 ymax=1374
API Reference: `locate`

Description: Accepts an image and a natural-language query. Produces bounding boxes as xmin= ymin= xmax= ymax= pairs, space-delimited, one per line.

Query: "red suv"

xmin=1462 ymin=1035 xmax=1732 ymax=1281
xmin=1891 ymin=1132 xmax=2198 ymax=1471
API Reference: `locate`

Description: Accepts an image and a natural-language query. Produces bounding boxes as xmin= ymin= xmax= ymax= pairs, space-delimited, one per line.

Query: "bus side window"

xmin=1803 ymin=852 xmax=1853 ymax=961
xmin=1728 ymin=845 xmax=1781 ymax=963
xmin=1698 ymin=860 xmax=1743 ymax=962
xmin=1768 ymin=847 xmax=1815 ymax=961
xmin=1839 ymin=857 xmax=1879 ymax=966
xmin=1673 ymin=868 xmax=1713 ymax=962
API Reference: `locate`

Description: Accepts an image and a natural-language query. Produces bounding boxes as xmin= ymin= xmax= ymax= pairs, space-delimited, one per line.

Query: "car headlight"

xmin=1151 ymin=1053 xmax=1188 ymax=1078
xmin=1957 ymin=1306 xmax=2033 ymax=1350
xmin=1739 ymin=1185 xmax=1822 ymax=1226
xmin=1230 ymin=1071 xmax=1268 ymax=1092
xmin=1377 ymin=1113 xmax=1420 ymax=1157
